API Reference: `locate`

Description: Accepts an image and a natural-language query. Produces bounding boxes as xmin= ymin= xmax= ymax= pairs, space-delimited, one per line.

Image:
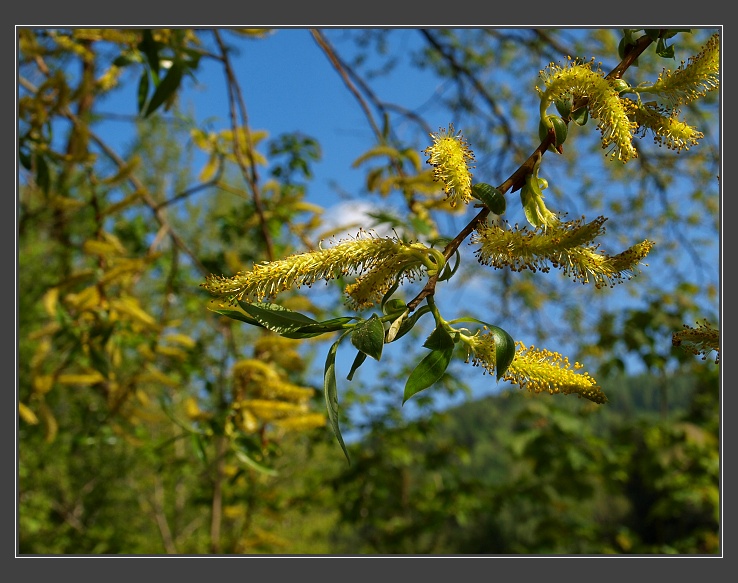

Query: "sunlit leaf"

xmin=403 ymin=347 xmax=454 ymax=404
xmin=238 ymin=301 xmax=317 ymax=330
xmin=423 ymin=324 xmax=455 ymax=351
xmin=233 ymin=447 xmax=279 ymax=477
xmin=144 ymin=61 xmax=184 ymax=117
xmin=471 ymin=183 xmax=506 ymax=215
xmin=351 ymin=314 xmax=384 ymax=361
xmin=325 ymin=332 xmax=351 ymax=463
xmin=346 ymin=350 xmax=368 ymax=381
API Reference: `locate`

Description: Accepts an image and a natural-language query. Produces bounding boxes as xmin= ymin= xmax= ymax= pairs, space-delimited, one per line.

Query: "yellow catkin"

xmin=649 ymin=33 xmax=720 ymax=106
xmin=503 ymin=342 xmax=607 ymax=404
xmin=424 ymin=123 xmax=475 ymax=206
xmin=538 ymin=59 xmax=638 ymax=162
xmin=472 ymin=217 xmax=654 ymax=288
xmin=202 ymin=232 xmax=427 ymax=304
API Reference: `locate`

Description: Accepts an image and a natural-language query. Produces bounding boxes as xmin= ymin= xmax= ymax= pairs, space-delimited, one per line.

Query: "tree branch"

xmin=213 ymin=30 xmax=275 ymax=261
xmin=406 ymin=32 xmax=655 ymax=312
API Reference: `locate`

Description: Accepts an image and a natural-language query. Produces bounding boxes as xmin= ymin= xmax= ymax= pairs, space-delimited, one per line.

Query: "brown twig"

xmin=310 ymin=29 xmax=383 ymax=139
xmin=311 ymin=29 xmax=433 ymax=220
xmin=155 ymin=156 xmax=225 ymax=210
xmin=420 ymin=29 xmax=515 ymax=151
xmin=213 ymin=30 xmax=275 ymax=261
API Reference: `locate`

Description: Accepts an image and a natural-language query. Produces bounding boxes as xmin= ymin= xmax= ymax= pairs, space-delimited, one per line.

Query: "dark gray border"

xmin=13 ymin=17 xmax=728 ymax=572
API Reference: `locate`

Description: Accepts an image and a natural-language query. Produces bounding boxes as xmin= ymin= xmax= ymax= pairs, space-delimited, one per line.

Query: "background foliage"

xmin=17 ymin=27 xmax=720 ymax=554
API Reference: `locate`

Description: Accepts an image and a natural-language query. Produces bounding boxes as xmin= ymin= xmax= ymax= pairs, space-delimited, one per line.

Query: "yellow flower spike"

xmin=462 ymin=329 xmax=499 ymax=377
xmin=672 ymin=320 xmax=720 ymax=364
xmin=273 ymin=413 xmax=327 ymax=432
xmin=632 ymin=103 xmax=704 ymax=152
xmin=424 ymin=123 xmax=475 ymax=207
xmin=202 ymin=231 xmax=434 ymax=305
xmin=537 ymin=59 xmax=638 ymax=162
xmin=647 ymin=33 xmax=720 ymax=106
xmin=472 ymin=216 xmax=654 ymax=288
xmin=502 ymin=342 xmax=607 ymax=404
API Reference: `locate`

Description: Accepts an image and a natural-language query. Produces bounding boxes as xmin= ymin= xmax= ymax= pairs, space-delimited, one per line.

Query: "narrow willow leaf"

xmin=645 ymin=29 xmax=662 ymax=42
xmin=325 ymin=333 xmax=351 ymax=463
xmin=346 ymin=350 xmax=368 ymax=381
xmin=139 ymin=30 xmax=160 ymax=80
xmin=191 ymin=432 xmax=208 ymax=464
xmin=144 ymin=61 xmax=184 ymax=117
xmin=278 ymin=317 xmax=354 ymax=339
xmin=351 ymin=314 xmax=385 ymax=361
xmin=233 ymin=448 xmax=279 ymax=477
xmin=471 ymin=183 xmax=506 ymax=215
xmin=207 ymin=305 xmax=263 ymax=327
xmin=137 ymin=70 xmax=150 ymax=114
xmin=35 ymin=154 xmax=51 ymax=195
xmin=655 ymin=38 xmax=675 ymax=59
xmin=238 ymin=301 xmax=317 ymax=334
xmin=403 ymin=347 xmax=454 ymax=405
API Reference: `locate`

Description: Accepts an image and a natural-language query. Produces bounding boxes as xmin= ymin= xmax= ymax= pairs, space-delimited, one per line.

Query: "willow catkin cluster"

xmin=631 ymin=102 xmax=704 ymax=152
xmin=648 ymin=33 xmax=720 ymax=106
xmin=502 ymin=342 xmax=608 ymax=404
xmin=202 ymin=231 xmax=422 ymax=304
xmin=537 ymin=58 xmax=638 ymax=162
xmin=672 ymin=320 xmax=720 ymax=364
xmin=424 ymin=123 xmax=475 ymax=207
xmin=472 ymin=216 xmax=654 ymax=288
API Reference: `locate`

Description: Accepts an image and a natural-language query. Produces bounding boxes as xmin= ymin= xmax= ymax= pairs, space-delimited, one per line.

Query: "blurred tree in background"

xmin=17 ymin=27 xmax=719 ymax=554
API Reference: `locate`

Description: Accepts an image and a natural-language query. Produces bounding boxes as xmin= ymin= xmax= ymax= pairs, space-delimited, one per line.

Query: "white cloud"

xmin=316 ymin=200 xmax=400 ymax=244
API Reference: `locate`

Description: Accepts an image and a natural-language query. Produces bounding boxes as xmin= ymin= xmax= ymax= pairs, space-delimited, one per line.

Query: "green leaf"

xmin=191 ymin=432 xmax=208 ymax=464
xmin=554 ymin=96 xmax=572 ymax=118
xmin=423 ymin=324 xmax=455 ymax=351
xmin=662 ymin=29 xmax=690 ymax=39
xmin=144 ymin=61 xmax=184 ymax=117
xmin=346 ymin=350 xmax=368 ymax=381
xmin=471 ymin=183 xmax=506 ymax=215
xmin=137 ymin=71 xmax=150 ymax=114
xmin=325 ymin=333 xmax=351 ymax=463
xmin=208 ymin=305 xmax=263 ymax=327
xmin=655 ymin=38 xmax=675 ymax=59
xmin=403 ymin=347 xmax=454 ymax=404
xmin=35 ymin=153 xmax=51 ymax=195
xmin=437 ymin=249 xmax=461 ymax=282
xmin=645 ymin=29 xmax=662 ymax=42
xmin=278 ymin=317 xmax=354 ymax=339
xmin=571 ymin=106 xmax=589 ymax=126
xmin=444 ymin=317 xmax=516 ymax=381
xmin=138 ymin=29 xmax=161 ymax=82
xmin=19 ymin=146 xmax=32 ymax=171
xmin=238 ymin=301 xmax=316 ymax=330
xmin=233 ymin=447 xmax=279 ymax=477
xmin=228 ymin=301 xmax=353 ymax=338
xmin=383 ymin=298 xmax=407 ymax=315
xmin=487 ymin=325 xmax=516 ymax=381
xmin=350 ymin=314 xmax=385 ymax=361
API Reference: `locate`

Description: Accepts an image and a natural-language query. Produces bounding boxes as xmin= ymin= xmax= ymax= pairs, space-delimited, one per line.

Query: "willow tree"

xmin=201 ymin=29 xmax=720 ymax=459
xmin=18 ymin=28 xmax=720 ymax=552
